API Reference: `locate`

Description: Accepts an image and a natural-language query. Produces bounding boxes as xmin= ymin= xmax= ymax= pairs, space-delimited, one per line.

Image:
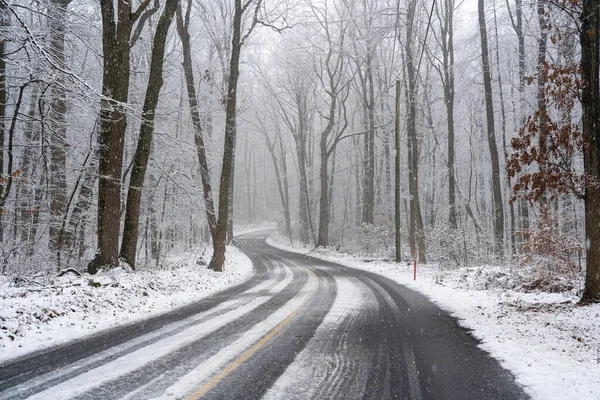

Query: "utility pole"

xmin=395 ymin=80 xmax=402 ymax=262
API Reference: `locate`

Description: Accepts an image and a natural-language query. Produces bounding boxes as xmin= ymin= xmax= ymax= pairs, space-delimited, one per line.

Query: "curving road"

xmin=0 ymin=232 xmax=528 ymax=400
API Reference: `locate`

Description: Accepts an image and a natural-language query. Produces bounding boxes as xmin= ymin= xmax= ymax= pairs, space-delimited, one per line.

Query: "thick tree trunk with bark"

xmin=297 ymin=134 xmax=311 ymax=244
xmin=405 ymin=0 xmax=426 ymax=262
xmin=89 ymin=0 xmax=150 ymax=274
xmin=580 ymin=0 xmax=600 ymax=303
xmin=478 ymin=0 xmax=505 ymax=257
xmin=317 ymin=139 xmax=330 ymax=247
xmin=120 ymin=0 xmax=178 ymax=270
xmin=209 ymin=0 xmax=248 ymax=272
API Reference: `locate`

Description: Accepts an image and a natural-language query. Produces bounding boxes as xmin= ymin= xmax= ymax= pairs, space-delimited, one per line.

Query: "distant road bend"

xmin=0 ymin=232 xmax=528 ymax=400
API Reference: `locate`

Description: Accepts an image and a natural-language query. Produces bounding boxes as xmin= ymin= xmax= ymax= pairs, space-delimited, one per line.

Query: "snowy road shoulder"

xmin=0 ymin=245 xmax=254 ymax=364
xmin=266 ymin=235 xmax=600 ymax=400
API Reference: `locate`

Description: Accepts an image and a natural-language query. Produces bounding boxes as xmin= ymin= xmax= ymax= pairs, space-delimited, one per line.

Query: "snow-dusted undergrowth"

xmin=0 ymin=245 xmax=253 ymax=364
xmin=266 ymin=235 xmax=600 ymax=400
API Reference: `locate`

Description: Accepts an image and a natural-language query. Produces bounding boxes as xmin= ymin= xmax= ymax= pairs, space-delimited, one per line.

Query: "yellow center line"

xmin=187 ymin=267 xmax=318 ymax=400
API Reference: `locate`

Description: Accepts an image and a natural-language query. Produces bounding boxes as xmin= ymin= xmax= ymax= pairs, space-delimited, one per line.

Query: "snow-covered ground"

xmin=0 ymin=245 xmax=254 ymax=364
xmin=266 ymin=235 xmax=600 ymax=400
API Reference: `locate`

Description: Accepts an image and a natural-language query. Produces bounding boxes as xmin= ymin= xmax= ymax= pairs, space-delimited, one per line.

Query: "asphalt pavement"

xmin=0 ymin=232 xmax=529 ymax=400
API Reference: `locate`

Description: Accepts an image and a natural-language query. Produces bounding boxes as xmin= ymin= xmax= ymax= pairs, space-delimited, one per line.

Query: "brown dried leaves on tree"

xmin=507 ymin=62 xmax=593 ymax=201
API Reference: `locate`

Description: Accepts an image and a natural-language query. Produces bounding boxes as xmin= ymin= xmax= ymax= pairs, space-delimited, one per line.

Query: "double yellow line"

xmin=188 ymin=267 xmax=318 ymax=399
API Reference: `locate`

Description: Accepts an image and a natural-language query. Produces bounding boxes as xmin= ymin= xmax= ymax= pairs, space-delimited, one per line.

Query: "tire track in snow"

xmin=263 ymin=272 xmax=376 ymax=400
xmin=146 ymin=262 xmax=320 ymax=400
xmin=2 ymin=259 xmax=295 ymax=400
xmin=109 ymin=261 xmax=299 ymax=400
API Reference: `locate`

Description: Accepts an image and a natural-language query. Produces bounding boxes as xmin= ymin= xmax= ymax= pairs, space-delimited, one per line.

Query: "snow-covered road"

xmin=0 ymin=233 xmax=527 ymax=399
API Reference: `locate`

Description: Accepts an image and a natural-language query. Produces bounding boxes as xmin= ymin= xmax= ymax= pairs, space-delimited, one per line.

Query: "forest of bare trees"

xmin=0 ymin=0 xmax=598 ymax=303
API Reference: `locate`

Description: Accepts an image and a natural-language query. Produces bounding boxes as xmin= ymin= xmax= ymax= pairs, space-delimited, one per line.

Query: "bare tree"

xmin=506 ymin=0 xmax=530 ymax=245
xmin=478 ymin=0 xmax=505 ymax=257
xmin=209 ymin=0 xmax=263 ymax=271
xmin=120 ymin=0 xmax=179 ymax=270
xmin=405 ymin=0 xmax=426 ymax=262
xmin=305 ymin=0 xmax=351 ymax=247
xmin=433 ymin=0 xmax=457 ymax=229
xmin=0 ymin=0 xmax=7 ymax=243
xmin=47 ymin=0 xmax=73 ymax=267
xmin=88 ymin=0 xmax=152 ymax=274
xmin=257 ymin=110 xmax=292 ymax=243
xmin=176 ymin=0 xmax=218 ymax=243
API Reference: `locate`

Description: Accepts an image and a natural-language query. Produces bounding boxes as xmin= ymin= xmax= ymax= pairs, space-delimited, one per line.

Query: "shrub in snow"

xmin=518 ymin=210 xmax=582 ymax=293
xmin=334 ymin=223 xmax=392 ymax=258
xmin=426 ymin=225 xmax=495 ymax=269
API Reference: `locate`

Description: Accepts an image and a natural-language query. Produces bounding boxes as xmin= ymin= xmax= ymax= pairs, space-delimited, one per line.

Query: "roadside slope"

xmin=0 ymin=246 xmax=253 ymax=364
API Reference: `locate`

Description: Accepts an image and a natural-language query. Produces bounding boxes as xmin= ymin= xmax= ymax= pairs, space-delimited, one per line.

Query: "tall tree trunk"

xmin=478 ymin=0 xmax=505 ymax=257
xmin=227 ymin=138 xmax=236 ymax=243
xmin=89 ymin=0 xmax=150 ymax=273
xmin=279 ymin=139 xmax=292 ymax=243
xmin=286 ymin=83 xmax=314 ymax=245
xmin=176 ymin=0 xmax=217 ymax=242
xmin=0 ymin=0 xmax=7 ymax=243
xmin=580 ymin=0 xmax=600 ymax=303
xmin=405 ymin=0 xmax=426 ymax=262
xmin=317 ymin=137 xmax=330 ymax=247
xmin=297 ymin=134 xmax=311 ymax=244
xmin=360 ymin=54 xmax=376 ymax=225
xmin=507 ymin=0 xmax=530 ymax=245
xmin=18 ymin=87 xmax=40 ymax=252
xmin=493 ymin=0 xmax=514 ymax=255
xmin=441 ymin=0 xmax=457 ymax=230
xmin=536 ymin=0 xmax=549 ymax=211
xmin=68 ymin=158 xmax=96 ymax=264
xmin=48 ymin=0 xmax=72 ymax=265
xmin=120 ymin=0 xmax=178 ymax=269
xmin=209 ymin=0 xmax=251 ymax=271
xmin=394 ymin=80 xmax=402 ymax=262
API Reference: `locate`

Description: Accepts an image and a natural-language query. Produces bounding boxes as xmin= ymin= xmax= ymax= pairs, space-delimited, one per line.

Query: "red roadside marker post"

xmin=413 ymin=259 xmax=417 ymax=281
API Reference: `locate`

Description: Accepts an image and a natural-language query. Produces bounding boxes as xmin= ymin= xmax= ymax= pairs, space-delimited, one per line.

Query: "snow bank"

xmin=0 ymin=245 xmax=253 ymax=364
xmin=267 ymin=235 xmax=600 ymax=400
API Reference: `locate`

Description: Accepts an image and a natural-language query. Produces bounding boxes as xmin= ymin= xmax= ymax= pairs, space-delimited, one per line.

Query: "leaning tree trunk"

xmin=478 ymin=0 xmax=504 ymax=257
xmin=176 ymin=0 xmax=217 ymax=242
xmin=120 ymin=0 xmax=178 ymax=270
xmin=580 ymin=0 xmax=600 ymax=303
